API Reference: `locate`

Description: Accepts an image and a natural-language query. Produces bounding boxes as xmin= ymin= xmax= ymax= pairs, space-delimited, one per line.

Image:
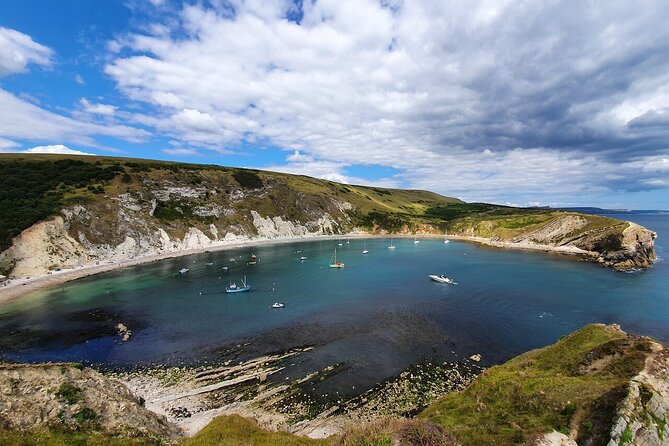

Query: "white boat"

xmin=429 ymin=274 xmax=455 ymax=284
xmin=444 ymin=239 xmax=450 ymax=244
xmin=329 ymin=247 xmax=344 ymax=268
xmin=414 ymin=236 xmax=420 ymax=244
xmin=226 ymin=275 xmax=250 ymax=293
xmin=300 ymin=256 xmax=307 ymax=261
xmin=229 ymin=258 xmax=236 ymax=262
xmin=221 ymin=266 xmax=229 ymax=271
xmin=388 ymin=238 xmax=396 ymax=249
xmin=346 ymin=236 xmax=350 ymax=244
xmin=206 ymin=262 xmax=214 ymax=266
xmin=362 ymin=242 xmax=369 ymax=254
xmin=179 ymin=268 xmax=189 ymax=274
xmin=272 ymin=302 xmax=285 ymax=308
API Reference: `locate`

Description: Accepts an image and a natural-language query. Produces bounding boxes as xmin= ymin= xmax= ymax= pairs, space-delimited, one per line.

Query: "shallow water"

xmin=1 ymin=214 xmax=667 ymax=396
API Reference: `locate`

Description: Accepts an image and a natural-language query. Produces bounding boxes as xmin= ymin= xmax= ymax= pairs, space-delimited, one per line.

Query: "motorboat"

xmin=271 ymin=302 xmax=285 ymax=309
xmin=248 ymin=253 xmax=257 ymax=265
xmin=179 ymin=268 xmax=189 ymax=274
xmin=229 ymin=258 xmax=237 ymax=262
xmin=221 ymin=266 xmax=229 ymax=271
xmin=429 ymin=274 xmax=455 ymax=284
xmin=226 ymin=275 xmax=250 ymax=293
xmin=300 ymin=256 xmax=307 ymax=261
xmin=444 ymin=239 xmax=450 ymax=244
xmin=206 ymin=262 xmax=214 ymax=266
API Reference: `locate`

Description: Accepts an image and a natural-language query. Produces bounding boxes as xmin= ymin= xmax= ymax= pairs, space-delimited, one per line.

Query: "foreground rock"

xmin=0 ymin=362 xmax=179 ymax=439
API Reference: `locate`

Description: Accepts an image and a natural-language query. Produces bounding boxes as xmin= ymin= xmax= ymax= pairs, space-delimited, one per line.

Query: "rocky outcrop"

xmin=0 ymin=363 xmax=179 ymax=438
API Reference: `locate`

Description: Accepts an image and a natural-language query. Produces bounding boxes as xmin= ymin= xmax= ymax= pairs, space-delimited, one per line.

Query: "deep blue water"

xmin=0 ymin=214 xmax=667 ymax=395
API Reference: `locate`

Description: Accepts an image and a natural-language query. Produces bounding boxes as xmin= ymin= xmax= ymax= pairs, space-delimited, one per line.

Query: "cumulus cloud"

xmin=23 ymin=144 xmax=94 ymax=155
xmin=101 ymin=0 xmax=669 ymax=203
xmin=0 ymin=27 xmax=52 ymax=75
xmin=0 ymin=88 xmax=148 ymax=147
xmin=80 ymin=98 xmax=117 ymax=116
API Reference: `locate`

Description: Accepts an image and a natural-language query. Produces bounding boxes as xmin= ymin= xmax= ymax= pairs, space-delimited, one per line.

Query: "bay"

xmin=1 ymin=214 xmax=667 ymax=397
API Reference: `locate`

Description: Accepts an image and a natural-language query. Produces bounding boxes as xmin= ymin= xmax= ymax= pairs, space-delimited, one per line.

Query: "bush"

xmin=73 ymin=408 xmax=97 ymax=424
xmin=233 ymin=170 xmax=263 ymax=189
xmin=55 ymin=382 xmax=82 ymax=405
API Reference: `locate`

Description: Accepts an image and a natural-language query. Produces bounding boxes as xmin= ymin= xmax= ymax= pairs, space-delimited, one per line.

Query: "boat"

xmin=229 ymin=258 xmax=236 ymax=262
xmin=206 ymin=262 xmax=214 ymax=266
xmin=329 ymin=247 xmax=344 ymax=268
xmin=444 ymin=239 xmax=450 ymax=244
xmin=429 ymin=274 xmax=455 ymax=284
xmin=248 ymin=253 xmax=257 ymax=265
xmin=362 ymin=242 xmax=369 ymax=254
xmin=221 ymin=266 xmax=229 ymax=271
xmin=179 ymin=268 xmax=189 ymax=274
xmin=338 ymin=242 xmax=343 ymax=246
xmin=346 ymin=236 xmax=350 ymax=244
xmin=271 ymin=302 xmax=285 ymax=308
xmin=414 ymin=236 xmax=420 ymax=244
xmin=226 ymin=275 xmax=251 ymax=293
xmin=300 ymin=256 xmax=307 ymax=261
xmin=388 ymin=238 xmax=396 ymax=249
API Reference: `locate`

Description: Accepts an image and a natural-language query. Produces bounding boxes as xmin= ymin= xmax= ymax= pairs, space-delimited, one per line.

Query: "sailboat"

xmin=226 ymin=275 xmax=250 ymax=293
xmin=414 ymin=236 xmax=420 ymax=244
xmin=362 ymin=241 xmax=369 ymax=254
xmin=346 ymin=236 xmax=350 ymax=244
xmin=388 ymin=237 xmax=396 ymax=249
xmin=329 ymin=247 xmax=345 ymax=268
xmin=248 ymin=253 xmax=257 ymax=265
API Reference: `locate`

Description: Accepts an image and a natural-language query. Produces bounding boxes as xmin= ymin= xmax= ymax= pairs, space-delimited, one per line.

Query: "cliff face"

xmin=0 ymin=156 xmax=658 ymax=278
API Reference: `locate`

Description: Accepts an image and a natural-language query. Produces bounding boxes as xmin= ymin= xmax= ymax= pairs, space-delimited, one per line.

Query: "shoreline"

xmin=0 ymin=232 xmax=598 ymax=307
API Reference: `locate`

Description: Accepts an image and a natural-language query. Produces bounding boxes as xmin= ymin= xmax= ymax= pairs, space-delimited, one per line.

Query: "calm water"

xmin=1 ymin=214 xmax=667 ymax=395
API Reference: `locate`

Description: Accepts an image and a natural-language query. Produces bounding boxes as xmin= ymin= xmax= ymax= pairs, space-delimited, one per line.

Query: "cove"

xmin=1 ymin=214 xmax=667 ymax=398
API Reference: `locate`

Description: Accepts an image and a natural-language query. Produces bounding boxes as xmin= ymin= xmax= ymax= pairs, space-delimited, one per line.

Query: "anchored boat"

xmin=226 ymin=275 xmax=250 ymax=293
xmin=329 ymin=247 xmax=345 ymax=268
xmin=429 ymin=274 xmax=455 ymax=284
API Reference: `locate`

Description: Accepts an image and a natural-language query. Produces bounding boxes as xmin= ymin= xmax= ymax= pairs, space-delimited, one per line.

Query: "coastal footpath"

xmin=2 ymin=324 xmax=668 ymax=445
xmin=0 ymin=155 xmax=657 ymax=295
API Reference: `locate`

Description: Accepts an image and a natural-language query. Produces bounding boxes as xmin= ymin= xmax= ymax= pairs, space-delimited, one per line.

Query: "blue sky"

xmin=1 ymin=0 xmax=668 ymax=209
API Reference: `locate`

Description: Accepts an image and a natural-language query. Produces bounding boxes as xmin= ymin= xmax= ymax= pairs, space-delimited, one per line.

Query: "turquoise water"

xmin=1 ymin=214 xmax=667 ymax=395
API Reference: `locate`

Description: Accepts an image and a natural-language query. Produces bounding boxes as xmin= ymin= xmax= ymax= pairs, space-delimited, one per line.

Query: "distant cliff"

xmin=0 ymin=154 xmax=656 ymax=279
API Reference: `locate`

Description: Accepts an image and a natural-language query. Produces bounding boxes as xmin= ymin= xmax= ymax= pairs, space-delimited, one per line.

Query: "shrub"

xmin=73 ymin=408 xmax=97 ymax=424
xmin=232 ymin=170 xmax=263 ymax=189
xmin=55 ymin=382 xmax=82 ymax=405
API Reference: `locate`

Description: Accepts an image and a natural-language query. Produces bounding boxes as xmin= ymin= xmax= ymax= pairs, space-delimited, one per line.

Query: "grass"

xmin=182 ymin=414 xmax=332 ymax=446
xmin=55 ymin=382 xmax=83 ymax=405
xmin=0 ymin=428 xmax=164 ymax=446
xmin=420 ymin=324 xmax=649 ymax=446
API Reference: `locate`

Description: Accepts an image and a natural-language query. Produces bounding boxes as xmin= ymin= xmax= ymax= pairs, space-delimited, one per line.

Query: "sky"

xmin=0 ymin=0 xmax=668 ymax=209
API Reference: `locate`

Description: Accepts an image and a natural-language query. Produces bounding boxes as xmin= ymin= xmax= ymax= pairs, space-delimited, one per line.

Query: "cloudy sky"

xmin=1 ymin=0 xmax=668 ymax=208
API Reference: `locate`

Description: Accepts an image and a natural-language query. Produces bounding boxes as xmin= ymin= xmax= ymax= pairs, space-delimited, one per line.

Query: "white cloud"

xmin=0 ymin=27 xmax=52 ymax=75
xmin=80 ymin=98 xmax=117 ymax=116
xmin=0 ymin=88 xmax=149 ymax=147
xmin=23 ymin=144 xmax=94 ymax=156
xmin=161 ymin=147 xmax=200 ymax=156
xmin=0 ymin=137 xmax=19 ymax=151
xmin=101 ymin=0 xmax=669 ymax=203
xmin=74 ymin=74 xmax=85 ymax=85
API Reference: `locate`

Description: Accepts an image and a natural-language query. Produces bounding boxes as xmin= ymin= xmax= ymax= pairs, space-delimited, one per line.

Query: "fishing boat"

xmin=388 ymin=238 xmax=396 ymax=249
xmin=179 ymin=268 xmax=189 ymax=274
xmin=329 ymin=247 xmax=345 ymax=268
xmin=429 ymin=274 xmax=455 ymax=284
xmin=272 ymin=302 xmax=285 ymax=308
xmin=226 ymin=275 xmax=250 ymax=293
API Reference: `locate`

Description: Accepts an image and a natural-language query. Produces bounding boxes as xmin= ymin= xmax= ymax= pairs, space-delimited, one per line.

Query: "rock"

xmin=469 ymin=354 xmax=482 ymax=362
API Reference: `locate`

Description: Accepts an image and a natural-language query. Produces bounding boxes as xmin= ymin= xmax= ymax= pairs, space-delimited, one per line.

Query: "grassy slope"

xmin=420 ymin=324 xmax=650 ymax=446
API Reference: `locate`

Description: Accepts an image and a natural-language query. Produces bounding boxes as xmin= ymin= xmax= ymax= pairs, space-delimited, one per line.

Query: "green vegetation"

xmin=420 ymin=324 xmax=649 ymax=446
xmin=0 ymin=158 xmax=123 ymax=252
xmin=55 ymin=382 xmax=83 ymax=405
xmin=233 ymin=170 xmax=264 ymax=189
xmin=73 ymin=408 xmax=98 ymax=424
xmin=0 ymin=428 xmax=164 ymax=446
xmin=182 ymin=414 xmax=330 ymax=446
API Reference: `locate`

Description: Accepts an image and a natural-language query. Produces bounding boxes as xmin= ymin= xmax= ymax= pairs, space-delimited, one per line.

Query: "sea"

xmin=0 ymin=214 xmax=667 ymax=397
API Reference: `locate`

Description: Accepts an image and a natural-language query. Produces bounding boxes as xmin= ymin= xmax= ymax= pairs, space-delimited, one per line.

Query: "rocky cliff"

xmin=0 ymin=155 xmax=657 ymax=279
